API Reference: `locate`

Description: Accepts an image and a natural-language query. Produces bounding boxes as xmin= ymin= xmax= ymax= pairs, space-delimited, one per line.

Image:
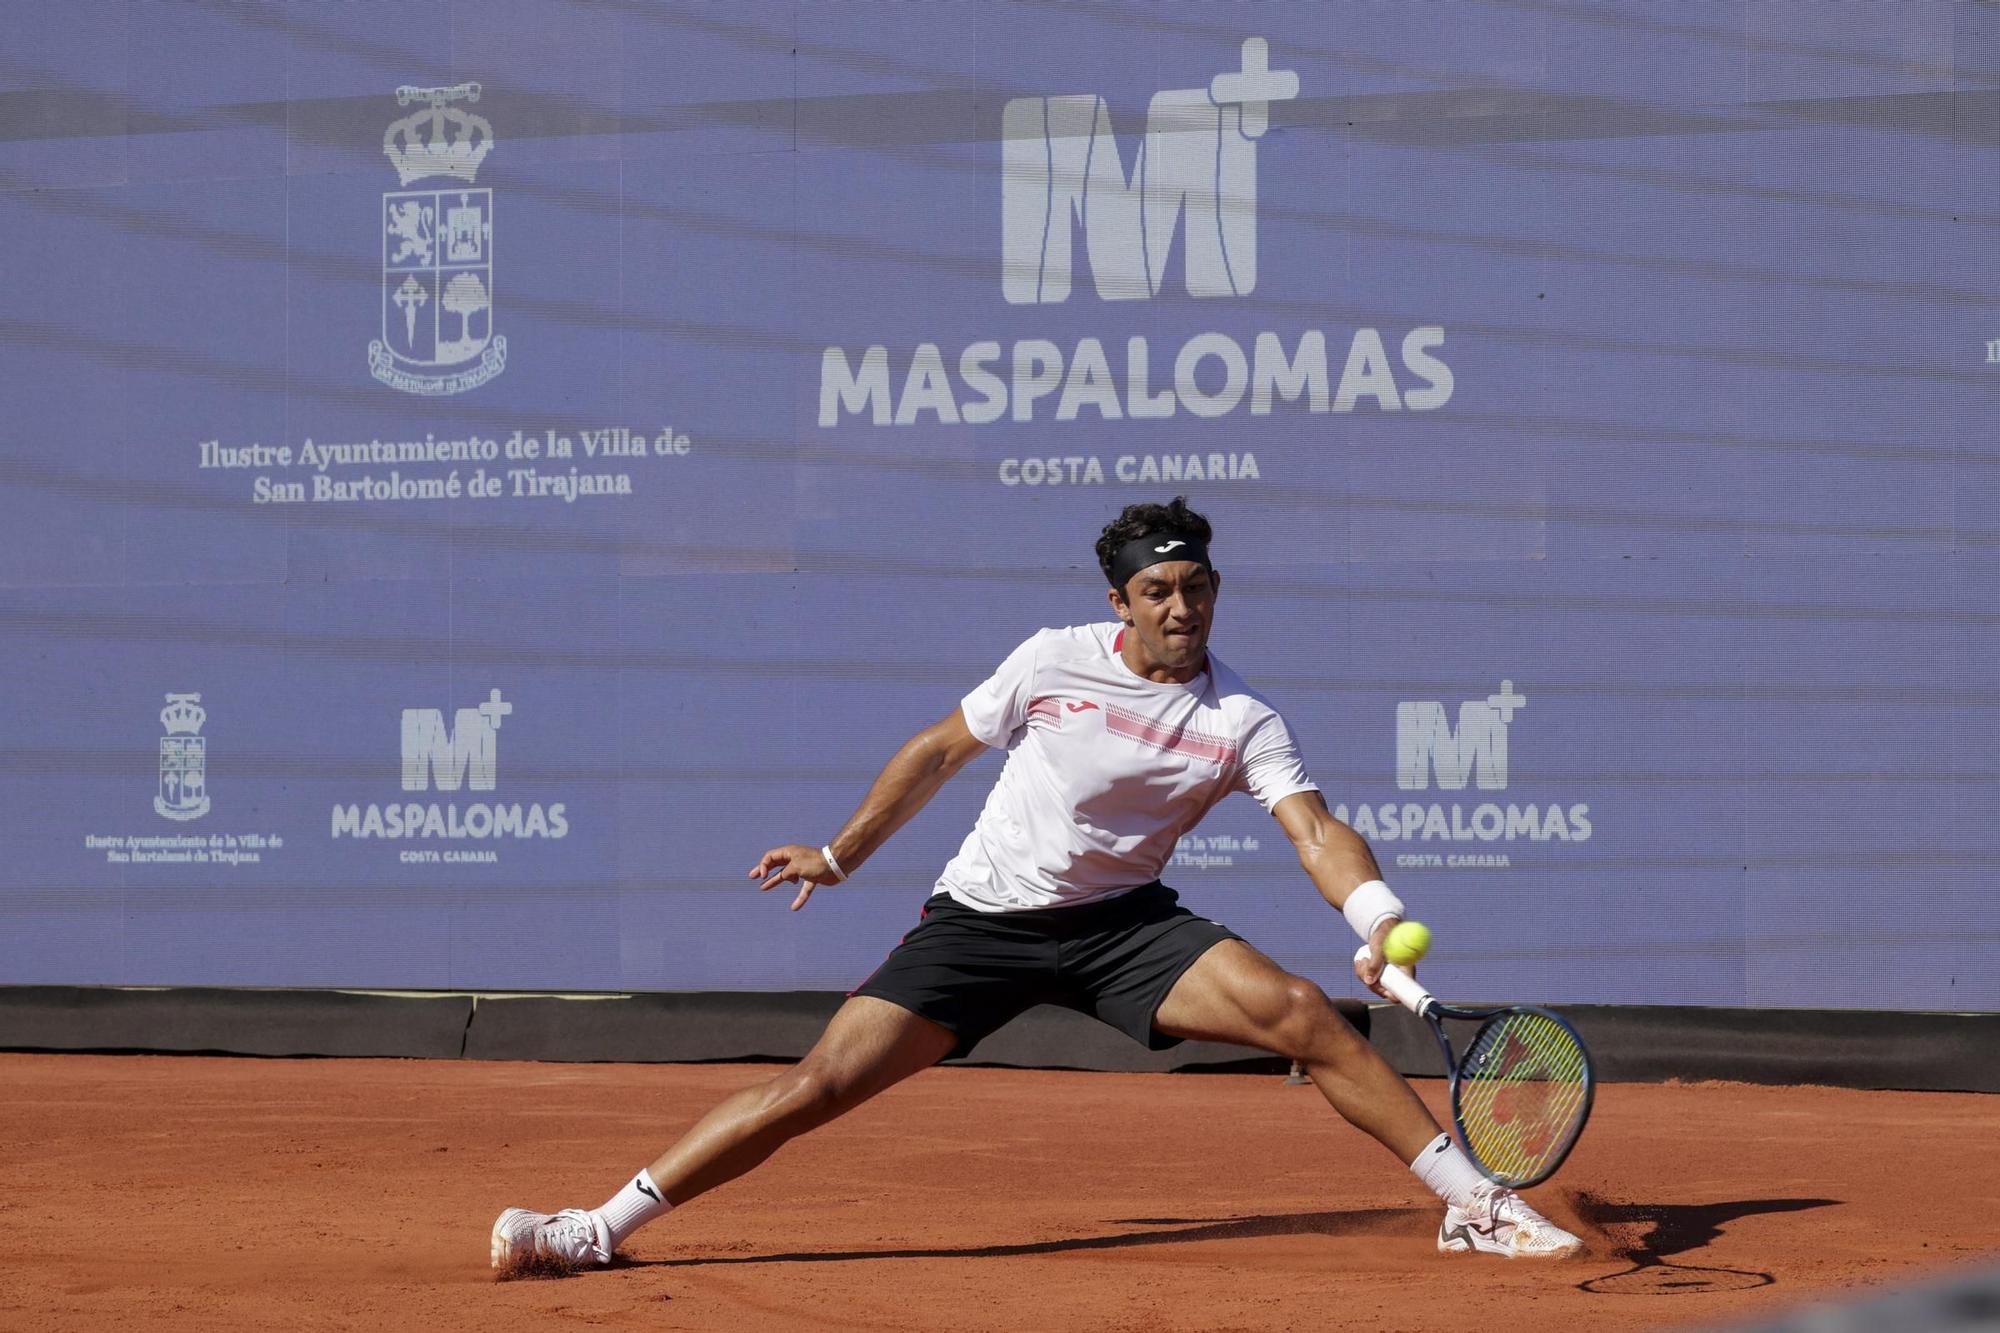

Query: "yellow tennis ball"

xmin=1384 ymin=920 xmax=1431 ymax=967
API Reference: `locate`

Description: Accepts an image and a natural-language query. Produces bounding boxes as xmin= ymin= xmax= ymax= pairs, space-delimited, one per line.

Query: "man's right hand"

xmin=746 ymin=709 xmax=983 ymax=915
xmin=750 ymin=844 xmax=839 ymax=912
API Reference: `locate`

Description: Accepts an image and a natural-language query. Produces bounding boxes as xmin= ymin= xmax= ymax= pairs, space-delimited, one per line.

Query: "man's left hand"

xmin=1352 ymin=916 xmax=1409 ymax=1001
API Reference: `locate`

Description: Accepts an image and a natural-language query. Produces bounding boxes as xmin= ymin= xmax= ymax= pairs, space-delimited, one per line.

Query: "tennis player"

xmin=493 ymin=497 xmax=1581 ymax=1269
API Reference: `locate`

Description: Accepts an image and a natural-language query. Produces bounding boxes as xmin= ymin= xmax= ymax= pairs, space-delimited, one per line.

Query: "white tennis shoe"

xmin=1437 ymin=1186 xmax=1583 ymax=1259
xmin=490 ymin=1206 xmax=613 ymax=1275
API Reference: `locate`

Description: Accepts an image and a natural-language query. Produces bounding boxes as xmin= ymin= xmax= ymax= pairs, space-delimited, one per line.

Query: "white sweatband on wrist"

xmin=819 ymin=844 xmax=847 ymax=884
xmin=1342 ymin=879 xmax=1404 ymax=943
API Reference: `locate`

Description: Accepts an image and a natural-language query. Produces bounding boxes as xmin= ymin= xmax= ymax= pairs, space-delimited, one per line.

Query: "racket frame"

xmin=1357 ymin=949 xmax=1596 ymax=1187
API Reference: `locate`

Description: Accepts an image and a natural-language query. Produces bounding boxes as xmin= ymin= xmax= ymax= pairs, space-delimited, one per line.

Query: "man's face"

xmin=1110 ymin=561 xmax=1220 ymax=673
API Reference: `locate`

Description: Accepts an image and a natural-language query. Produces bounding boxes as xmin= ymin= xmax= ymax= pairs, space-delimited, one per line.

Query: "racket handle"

xmin=1353 ymin=944 xmax=1436 ymax=1017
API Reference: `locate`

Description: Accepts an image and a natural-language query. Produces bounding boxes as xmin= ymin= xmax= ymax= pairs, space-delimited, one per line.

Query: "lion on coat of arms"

xmin=387 ymin=200 xmax=434 ymax=265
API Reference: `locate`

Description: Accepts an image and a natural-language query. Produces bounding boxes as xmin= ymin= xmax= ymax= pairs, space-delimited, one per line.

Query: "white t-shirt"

xmin=937 ymin=623 xmax=1318 ymax=912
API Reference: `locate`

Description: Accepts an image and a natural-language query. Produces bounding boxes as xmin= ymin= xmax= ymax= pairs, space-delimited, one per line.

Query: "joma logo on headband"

xmin=1110 ymin=533 xmax=1210 ymax=589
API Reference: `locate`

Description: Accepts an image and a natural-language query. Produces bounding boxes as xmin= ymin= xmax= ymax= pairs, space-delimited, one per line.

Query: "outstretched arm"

xmin=749 ymin=707 xmax=991 ymax=911
xmin=1270 ymin=790 xmax=1404 ymax=998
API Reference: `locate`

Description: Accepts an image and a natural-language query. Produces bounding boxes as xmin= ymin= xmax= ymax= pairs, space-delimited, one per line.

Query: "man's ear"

xmin=1106 ymin=584 xmax=1132 ymax=625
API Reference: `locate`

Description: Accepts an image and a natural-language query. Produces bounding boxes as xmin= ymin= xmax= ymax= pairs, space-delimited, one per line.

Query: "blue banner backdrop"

xmin=1 ymin=1 xmax=1993 ymax=1010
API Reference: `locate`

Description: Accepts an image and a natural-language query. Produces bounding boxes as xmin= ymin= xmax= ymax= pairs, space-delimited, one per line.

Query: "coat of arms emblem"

xmin=368 ymin=83 xmax=506 ymax=395
xmin=156 ymin=693 xmax=210 ymax=821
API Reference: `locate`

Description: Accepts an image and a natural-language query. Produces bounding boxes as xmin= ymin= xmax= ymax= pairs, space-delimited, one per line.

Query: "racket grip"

xmin=1353 ymin=944 xmax=1435 ymax=1017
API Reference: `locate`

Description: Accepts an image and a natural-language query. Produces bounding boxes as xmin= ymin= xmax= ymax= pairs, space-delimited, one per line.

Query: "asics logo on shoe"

xmin=1065 ymin=701 xmax=1099 ymax=713
xmin=1154 ymin=540 xmax=1186 ymax=553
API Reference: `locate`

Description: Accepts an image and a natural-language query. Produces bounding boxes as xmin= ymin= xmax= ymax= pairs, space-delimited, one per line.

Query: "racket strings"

xmin=1453 ymin=1011 xmax=1590 ymax=1185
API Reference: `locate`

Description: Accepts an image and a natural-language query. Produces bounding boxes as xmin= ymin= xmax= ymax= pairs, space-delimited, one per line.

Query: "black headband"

xmin=1109 ymin=532 xmax=1212 ymax=593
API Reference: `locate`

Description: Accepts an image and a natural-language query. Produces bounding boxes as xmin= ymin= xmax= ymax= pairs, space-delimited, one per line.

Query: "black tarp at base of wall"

xmin=0 ymin=987 xmax=1993 ymax=1092
xmin=1364 ymin=1004 xmax=1999 ymax=1093
xmin=463 ymin=989 xmax=1319 ymax=1072
xmin=0 ymin=986 xmax=476 ymax=1060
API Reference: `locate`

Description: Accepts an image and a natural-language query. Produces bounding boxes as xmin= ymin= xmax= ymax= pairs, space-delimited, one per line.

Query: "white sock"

xmin=1409 ymin=1132 xmax=1490 ymax=1210
xmin=592 ymin=1169 xmax=674 ymax=1250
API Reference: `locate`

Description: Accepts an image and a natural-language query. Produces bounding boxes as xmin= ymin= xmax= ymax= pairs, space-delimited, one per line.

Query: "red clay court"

xmin=5 ymin=1052 xmax=1993 ymax=1332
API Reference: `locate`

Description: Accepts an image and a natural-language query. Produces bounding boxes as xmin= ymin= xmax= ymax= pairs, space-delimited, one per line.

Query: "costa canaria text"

xmin=997 ymin=452 xmax=1260 ymax=487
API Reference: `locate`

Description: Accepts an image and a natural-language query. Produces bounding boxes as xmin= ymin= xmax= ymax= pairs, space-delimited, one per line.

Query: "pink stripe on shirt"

xmin=1103 ymin=703 xmax=1238 ymax=766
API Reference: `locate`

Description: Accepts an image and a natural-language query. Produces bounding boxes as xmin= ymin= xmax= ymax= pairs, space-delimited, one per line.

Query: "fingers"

xmin=753 ymin=845 xmax=803 ymax=889
xmin=749 ymin=845 xmax=827 ymax=905
xmin=1353 ymin=948 xmax=1393 ymax=1002
xmin=1359 ymin=917 xmax=1398 ymax=995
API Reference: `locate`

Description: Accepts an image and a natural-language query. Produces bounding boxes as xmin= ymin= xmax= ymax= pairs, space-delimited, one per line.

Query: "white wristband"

xmin=1342 ymin=879 xmax=1404 ymax=943
xmin=819 ymin=844 xmax=847 ymax=884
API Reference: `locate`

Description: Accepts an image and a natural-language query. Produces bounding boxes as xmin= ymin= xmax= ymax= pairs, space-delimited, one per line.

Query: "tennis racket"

xmin=1354 ymin=945 xmax=1595 ymax=1188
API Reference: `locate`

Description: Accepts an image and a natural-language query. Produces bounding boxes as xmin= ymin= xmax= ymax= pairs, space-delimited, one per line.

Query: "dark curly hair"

xmin=1095 ymin=496 xmax=1214 ymax=591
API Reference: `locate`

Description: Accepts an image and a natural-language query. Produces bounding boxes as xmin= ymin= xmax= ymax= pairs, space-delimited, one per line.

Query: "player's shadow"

xmin=633 ymin=1206 xmax=1426 ymax=1267
xmin=1572 ymin=1195 xmax=1841 ymax=1296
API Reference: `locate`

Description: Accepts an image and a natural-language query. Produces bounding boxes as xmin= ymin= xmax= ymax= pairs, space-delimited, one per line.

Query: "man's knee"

xmin=762 ymin=1059 xmax=857 ymax=1130
xmin=1264 ymin=975 xmax=1359 ymax=1058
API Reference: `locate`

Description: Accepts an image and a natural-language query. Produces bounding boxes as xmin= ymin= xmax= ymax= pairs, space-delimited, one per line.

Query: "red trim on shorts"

xmin=847 ymin=904 xmax=932 ymax=997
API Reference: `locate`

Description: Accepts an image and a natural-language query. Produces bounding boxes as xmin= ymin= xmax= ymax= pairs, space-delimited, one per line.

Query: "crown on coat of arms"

xmin=159 ymin=693 xmax=206 ymax=736
xmin=383 ymin=82 xmax=493 ymax=186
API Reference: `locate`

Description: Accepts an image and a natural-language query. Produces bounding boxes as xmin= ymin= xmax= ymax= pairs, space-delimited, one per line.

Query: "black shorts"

xmin=850 ymin=882 xmax=1241 ymax=1060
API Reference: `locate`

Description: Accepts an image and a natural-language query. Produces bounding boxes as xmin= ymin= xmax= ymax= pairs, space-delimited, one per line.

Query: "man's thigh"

xmin=1054 ymin=889 xmax=1241 ymax=1051
xmin=850 ymin=896 xmax=1059 ymax=1059
xmin=795 ymin=995 xmax=961 ymax=1100
xmin=1151 ymin=937 xmax=1343 ymax=1049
